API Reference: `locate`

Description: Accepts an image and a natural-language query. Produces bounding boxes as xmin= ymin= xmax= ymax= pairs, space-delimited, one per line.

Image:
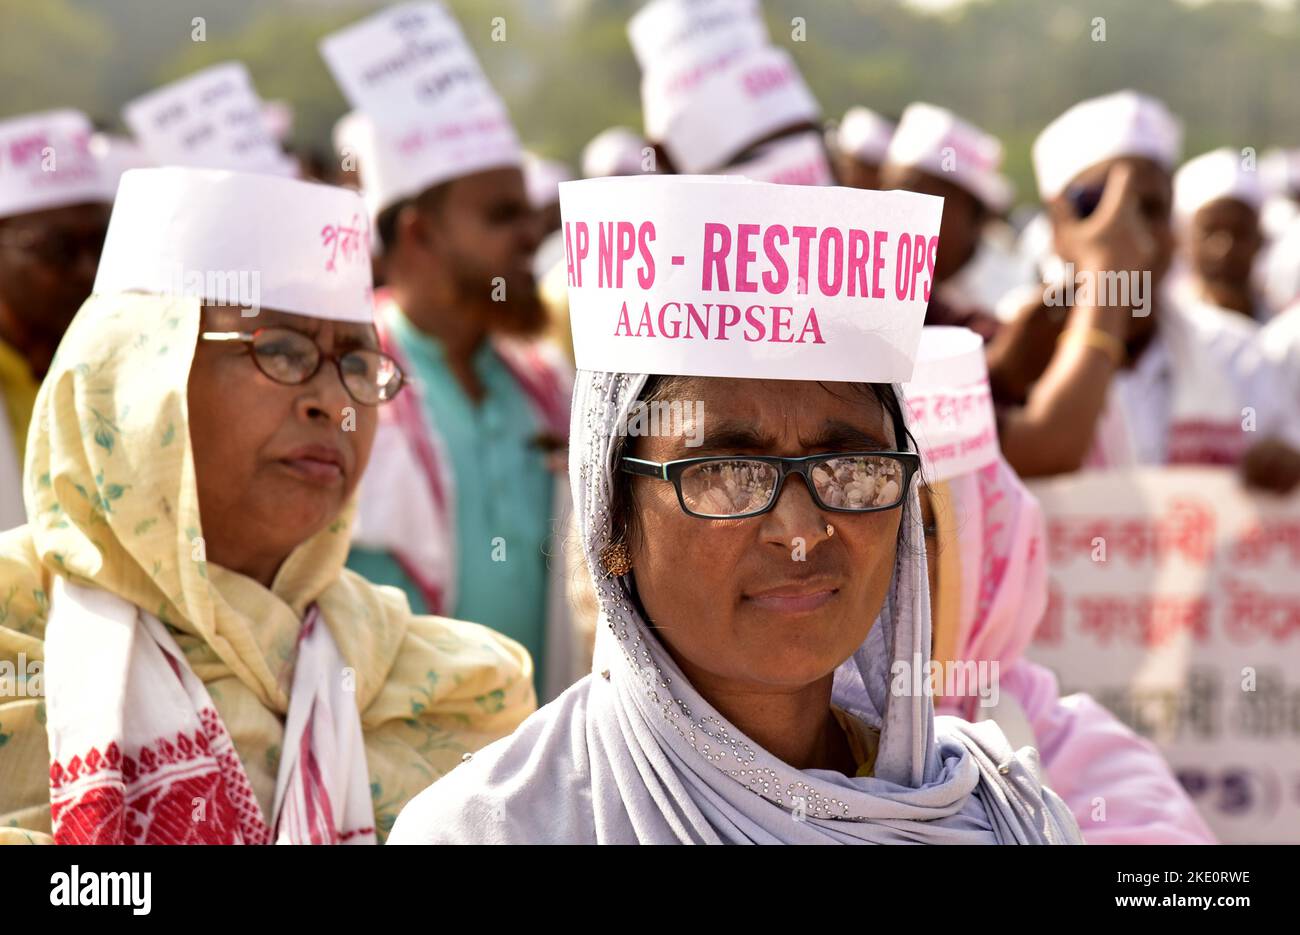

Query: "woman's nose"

xmin=758 ymin=472 xmax=832 ymax=549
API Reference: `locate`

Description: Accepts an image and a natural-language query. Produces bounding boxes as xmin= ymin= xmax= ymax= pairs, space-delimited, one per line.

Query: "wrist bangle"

xmin=1059 ymin=326 xmax=1125 ymax=367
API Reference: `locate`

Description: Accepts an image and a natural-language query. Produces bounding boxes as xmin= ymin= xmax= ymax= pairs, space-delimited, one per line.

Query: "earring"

xmin=600 ymin=542 xmax=632 ymax=577
xmin=826 ymin=523 xmax=835 ymax=538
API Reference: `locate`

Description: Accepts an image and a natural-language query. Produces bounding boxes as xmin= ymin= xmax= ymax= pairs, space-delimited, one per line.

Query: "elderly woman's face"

xmin=627 ymin=378 xmax=903 ymax=690
xmin=187 ymin=306 xmax=379 ymax=583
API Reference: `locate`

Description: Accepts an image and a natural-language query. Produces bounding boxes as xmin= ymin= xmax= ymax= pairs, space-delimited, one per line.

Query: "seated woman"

xmin=908 ymin=326 xmax=1215 ymax=844
xmin=0 ymin=167 xmax=534 ymax=844
xmin=390 ymin=176 xmax=1082 ymax=844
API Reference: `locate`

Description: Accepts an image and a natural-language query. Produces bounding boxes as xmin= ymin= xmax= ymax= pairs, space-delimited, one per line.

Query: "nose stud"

xmin=826 ymin=523 xmax=835 ymax=538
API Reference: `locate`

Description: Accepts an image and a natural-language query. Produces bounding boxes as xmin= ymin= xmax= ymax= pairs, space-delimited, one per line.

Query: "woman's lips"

xmin=742 ymin=583 xmax=840 ymax=615
xmin=278 ymin=445 xmax=346 ymax=485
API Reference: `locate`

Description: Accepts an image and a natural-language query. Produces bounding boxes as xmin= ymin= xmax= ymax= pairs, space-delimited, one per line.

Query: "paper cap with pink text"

xmin=901 ymin=326 xmax=999 ymax=483
xmin=93 ymin=167 xmax=374 ymax=324
xmin=633 ymin=0 xmax=819 ymax=174
xmin=320 ymin=2 xmax=522 ymax=216
xmin=885 ymin=103 xmax=1012 ymax=213
xmin=123 ymin=63 xmax=297 ymax=177
xmin=558 ymin=176 xmax=942 ymax=382
xmin=0 ymin=110 xmax=108 ymax=219
xmin=716 ymin=131 xmax=834 ymax=187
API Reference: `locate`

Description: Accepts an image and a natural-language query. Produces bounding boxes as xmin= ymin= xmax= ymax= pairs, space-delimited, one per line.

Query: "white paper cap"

xmin=836 ymin=106 xmax=895 ymax=165
xmin=885 ymin=103 xmax=1012 ymax=213
xmin=123 ymin=62 xmax=295 ymax=177
xmin=319 ymin=3 xmax=522 ymax=215
xmin=558 ymin=176 xmax=942 ymax=382
xmin=645 ymin=45 xmax=821 ymax=174
xmin=717 ymin=131 xmax=834 ymax=186
xmin=628 ymin=0 xmax=766 ymax=74
xmin=94 ymin=167 xmax=374 ymax=324
xmin=1032 ymin=90 xmax=1183 ymax=201
xmin=582 ymin=127 xmax=650 ymax=178
xmin=1173 ymin=147 xmax=1264 ymax=221
xmin=902 ymin=326 xmax=998 ymax=482
xmin=345 ymin=104 xmax=521 ymax=219
xmin=0 ymin=110 xmax=108 ymax=219
xmin=524 ymin=153 xmax=573 ymax=209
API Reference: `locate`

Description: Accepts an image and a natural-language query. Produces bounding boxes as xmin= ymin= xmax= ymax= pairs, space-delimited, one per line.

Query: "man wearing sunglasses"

xmin=985 ymin=90 xmax=1300 ymax=493
xmin=0 ymin=110 xmax=111 ymax=528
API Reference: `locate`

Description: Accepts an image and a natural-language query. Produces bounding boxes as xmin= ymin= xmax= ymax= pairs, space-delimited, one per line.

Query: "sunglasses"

xmin=200 ymin=327 xmax=405 ymax=406
xmin=621 ymin=451 xmax=921 ymax=519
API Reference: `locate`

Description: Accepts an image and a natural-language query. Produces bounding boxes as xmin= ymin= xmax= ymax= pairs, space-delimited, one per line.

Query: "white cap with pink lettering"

xmin=717 ymin=131 xmax=834 ymax=187
xmin=319 ymin=2 xmax=522 ymax=217
xmin=1032 ymin=90 xmax=1183 ymax=201
xmin=93 ymin=167 xmax=374 ymax=324
xmin=885 ymin=103 xmax=1012 ymax=213
xmin=558 ymin=175 xmax=941 ymax=382
xmin=633 ymin=0 xmax=819 ymax=174
xmin=901 ymin=326 xmax=999 ymax=483
xmin=0 ymin=110 xmax=108 ymax=219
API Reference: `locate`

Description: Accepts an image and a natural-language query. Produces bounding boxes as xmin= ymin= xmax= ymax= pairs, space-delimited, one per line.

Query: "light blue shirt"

xmin=347 ymin=311 xmax=553 ymax=689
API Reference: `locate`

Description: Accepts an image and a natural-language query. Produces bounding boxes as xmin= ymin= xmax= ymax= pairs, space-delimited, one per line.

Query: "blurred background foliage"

xmin=2 ymin=0 xmax=1297 ymax=208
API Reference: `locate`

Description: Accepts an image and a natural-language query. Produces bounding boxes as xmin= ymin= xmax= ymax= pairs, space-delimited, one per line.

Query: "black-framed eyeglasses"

xmin=200 ymin=327 xmax=405 ymax=406
xmin=621 ymin=451 xmax=921 ymax=519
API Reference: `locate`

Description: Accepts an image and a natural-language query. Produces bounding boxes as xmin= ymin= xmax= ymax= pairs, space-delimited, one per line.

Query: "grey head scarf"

xmin=389 ymin=369 xmax=1083 ymax=844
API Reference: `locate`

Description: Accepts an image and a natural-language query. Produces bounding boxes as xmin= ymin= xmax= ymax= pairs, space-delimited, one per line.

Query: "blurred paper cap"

xmin=902 ymin=326 xmax=999 ymax=483
xmin=886 ymin=103 xmax=1012 ymax=212
xmin=0 ymin=110 xmax=108 ymax=219
xmin=1033 ymin=90 xmax=1182 ymax=201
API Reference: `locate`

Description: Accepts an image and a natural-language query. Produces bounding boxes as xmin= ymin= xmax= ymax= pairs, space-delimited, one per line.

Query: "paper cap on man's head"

xmin=93 ymin=167 xmax=374 ymax=324
xmin=902 ymin=326 xmax=999 ymax=483
xmin=1032 ymin=90 xmax=1183 ymax=201
xmin=123 ymin=62 xmax=296 ymax=177
xmin=582 ymin=127 xmax=650 ymax=178
xmin=558 ymin=175 xmax=942 ymax=383
xmin=319 ymin=2 xmax=522 ymax=217
xmin=836 ymin=107 xmax=895 ymax=165
xmin=1174 ymin=148 xmax=1264 ymax=222
xmin=644 ymin=45 xmax=821 ymax=174
xmin=0 ymin=110 xmax=108 ymax=220
xmin=885 ymin=103 xmax=1012 ymax=213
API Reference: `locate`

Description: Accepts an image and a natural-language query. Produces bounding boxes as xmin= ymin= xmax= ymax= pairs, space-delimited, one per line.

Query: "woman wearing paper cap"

xmin=908 ymin=327 xmax=1215 ymax=844
xmin=987 ymin=90 xmax=1300 ymax=491
xmin=0 ymin=167 xmax=534 ymax=844
xmin=389 ymin=175 xmax=1082 ymax=844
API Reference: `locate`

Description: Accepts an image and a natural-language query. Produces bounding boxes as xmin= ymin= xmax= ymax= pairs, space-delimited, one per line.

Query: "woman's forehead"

xmin=652 ymin=376 xmax=892 ymax=435
xmin=200 ymin=304 xmax=377 ymax=340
